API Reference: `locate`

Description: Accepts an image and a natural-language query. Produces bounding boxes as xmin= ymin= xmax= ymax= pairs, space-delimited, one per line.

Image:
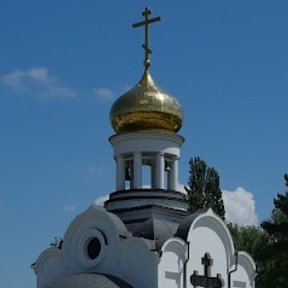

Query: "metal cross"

xmin=132 ymin=7 xmax=161 ymax=71
xmin=190 ymin=253 xmax=223 ymax=288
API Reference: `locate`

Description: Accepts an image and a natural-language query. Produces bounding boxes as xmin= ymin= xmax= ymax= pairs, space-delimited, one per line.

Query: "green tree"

xmin=227 ymin=223 xmax=267 ymax=257
xmin=227 ymin=223 xmax=269 ymax=288
xmin=259 ymin=173 xmax=288 ymax=288
xmin=185 ymin=157 xmax=225 ymax=220
xmin=227 ymin=174 xmax=288 ymax=288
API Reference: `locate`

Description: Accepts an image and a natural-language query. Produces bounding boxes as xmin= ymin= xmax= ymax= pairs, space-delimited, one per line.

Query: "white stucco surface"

xmin=34 ymin=206 xmax=256 ymax=288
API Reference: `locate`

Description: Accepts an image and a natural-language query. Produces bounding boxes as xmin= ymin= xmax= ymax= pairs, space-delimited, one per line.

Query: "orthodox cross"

xmin=132 ymin=7 xmax=161 ymax=71
xmin=190 ymin=253 xmax=223 ymax=288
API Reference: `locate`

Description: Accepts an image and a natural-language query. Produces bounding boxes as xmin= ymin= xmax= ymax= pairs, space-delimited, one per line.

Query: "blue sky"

xmin=0 ymin=1 xmax=287 ymax=287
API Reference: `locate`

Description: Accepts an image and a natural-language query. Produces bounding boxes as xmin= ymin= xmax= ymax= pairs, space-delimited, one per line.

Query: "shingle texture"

xmin=126 ymin=217 xmax=179 ymax=247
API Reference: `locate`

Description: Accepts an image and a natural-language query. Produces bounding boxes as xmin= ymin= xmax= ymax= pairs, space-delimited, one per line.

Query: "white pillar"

xmin=151 ymin=162 xmax=157 ymax=189
xmin=168 ymin=158 xmax=178 ymax=191
xmin=155 ymin=153 xmax=165 ymax=189
xmin=116 ymin=156 xmax=125 ymax=190
xmin=133 ymin=152 xmax=142 ymax=189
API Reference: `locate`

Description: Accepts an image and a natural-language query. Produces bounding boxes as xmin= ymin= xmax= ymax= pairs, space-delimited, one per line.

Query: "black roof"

xmin=126 ymin=217 xmax=179 ymax=248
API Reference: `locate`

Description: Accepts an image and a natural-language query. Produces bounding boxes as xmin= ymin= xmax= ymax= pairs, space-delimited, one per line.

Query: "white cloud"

xmin=222 ymin=187 xmax=259 ymax=226
xmin=95 ymin=194 xmax=109 ymax=206
xmin=1 ymin=67 xmax=77 ymax=101
xmin=63 ymin=205 xmax=76 ymax=212
xmin=36 ymin=87 xmax=77 ymax=101
xmin=2 ymin=67 xmax=52 ymax=90
xmin=92 ymin=87 xmax=115 ymax=101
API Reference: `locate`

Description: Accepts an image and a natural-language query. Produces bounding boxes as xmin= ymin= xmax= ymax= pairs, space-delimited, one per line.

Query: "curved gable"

xmin=34 ymin=205 xmax=130 ymax=288
xmin=177 ymin=208 xmax=235 ymax=261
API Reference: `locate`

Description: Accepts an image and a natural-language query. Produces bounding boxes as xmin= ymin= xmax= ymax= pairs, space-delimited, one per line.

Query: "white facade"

xmin=33 ymin=206 xmax=256 ymax=288
xmin=33 ymin=205 xmax=158 ymax=288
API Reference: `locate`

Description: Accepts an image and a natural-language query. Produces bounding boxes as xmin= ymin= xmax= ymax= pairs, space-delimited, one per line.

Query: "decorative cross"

xmin=190 ymin=253 xmax=223 ymax=288
xmin=202 ymin=253 xmax=211 ymax=277
xmin=132 ymin=7 xmax=161 ymax=71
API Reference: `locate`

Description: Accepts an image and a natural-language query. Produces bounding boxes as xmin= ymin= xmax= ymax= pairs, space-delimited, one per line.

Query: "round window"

xmin=87 ymin=237 xmax=101 ymax=259
xmin=77 ymin=228 xmax=107 ymax=268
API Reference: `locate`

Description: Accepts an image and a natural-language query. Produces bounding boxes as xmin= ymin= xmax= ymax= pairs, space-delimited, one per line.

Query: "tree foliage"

xmin=258 ymin=173 xmax=288 ymax=287
xmin=228 ymin=174 xmax=288 ymax=288
xmin=185 ymin=157 xmax=225 ymax=220
xmin=227 ymin=223 xmax=267 ymax=259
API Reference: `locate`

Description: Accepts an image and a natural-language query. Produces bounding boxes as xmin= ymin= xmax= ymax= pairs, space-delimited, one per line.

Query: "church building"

xmin=32 ymin=7 xmax=256 ymax=288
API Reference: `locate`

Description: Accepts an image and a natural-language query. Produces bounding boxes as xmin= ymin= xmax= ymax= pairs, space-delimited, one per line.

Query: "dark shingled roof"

xmin=44 ymin=273 xmax=133 ymax=288
xmin=125 ymin=217 xmax=179 ymax=248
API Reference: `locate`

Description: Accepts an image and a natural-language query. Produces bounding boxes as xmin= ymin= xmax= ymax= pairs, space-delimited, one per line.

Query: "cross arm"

xmin=132 ymin=16 xmax=161 ymax=28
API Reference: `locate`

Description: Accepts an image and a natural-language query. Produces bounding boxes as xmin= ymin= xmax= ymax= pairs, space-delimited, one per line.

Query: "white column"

xmin=167 ymin=162 xmax=172 ymax=190
xmin=168 ymin=158 xmax=178 ymax=191
xmin=133 ymin=152 xmax=142 ymax=189
xmin=116 ymin=156 xmax=125 ymax=190
xmin=151 ymin=162 xmax=157 ymax=189
xmin=155 ymin=152 xmax=165 ymax=189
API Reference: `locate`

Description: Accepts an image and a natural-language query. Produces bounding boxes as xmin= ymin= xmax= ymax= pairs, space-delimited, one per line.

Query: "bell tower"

xmin=105 ymin=7 xmax=189 ymax=226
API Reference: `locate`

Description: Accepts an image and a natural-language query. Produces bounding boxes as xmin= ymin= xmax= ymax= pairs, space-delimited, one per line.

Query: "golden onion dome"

xmin=110 ymin=71 xmax=183 ymax=133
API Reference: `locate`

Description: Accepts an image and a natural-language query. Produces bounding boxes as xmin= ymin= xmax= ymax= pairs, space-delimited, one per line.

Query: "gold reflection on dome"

xmin=110 ymin=71 xmax=183 ymax=133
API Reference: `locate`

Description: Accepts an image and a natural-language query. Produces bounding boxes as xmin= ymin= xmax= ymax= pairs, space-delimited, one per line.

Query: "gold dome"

xmin=110 ymin=71 xmax=183 ymax=133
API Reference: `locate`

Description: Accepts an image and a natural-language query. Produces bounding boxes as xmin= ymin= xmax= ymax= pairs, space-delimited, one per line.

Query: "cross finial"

xmin=132 ymin=7 xmax=161 ymax=72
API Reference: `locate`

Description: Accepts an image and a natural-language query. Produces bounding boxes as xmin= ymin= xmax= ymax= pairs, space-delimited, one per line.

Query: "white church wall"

xmin=34 ymin=204 xmax=257 ymax=288
xmin=34 ymin=248 xmax=66 ymax=288
xmin=158 ymin=238 xmax=188 ymax=288
xmin=62 ymin=205 xmax=128 ymax=275
xmin=33 ymin=205 xmax=131 ymax=288
xmin=183 ymin=210 xmax=236 ymax=288
xmin=119 ymin=237 xmax=158 ymax=288
xmin=187 ymin=227 xmax=228 ymax=287
xmin=174 ymin=209 xmax=257 ymax=288
xmin=231 ymin=252 xmax=256 ymax=288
